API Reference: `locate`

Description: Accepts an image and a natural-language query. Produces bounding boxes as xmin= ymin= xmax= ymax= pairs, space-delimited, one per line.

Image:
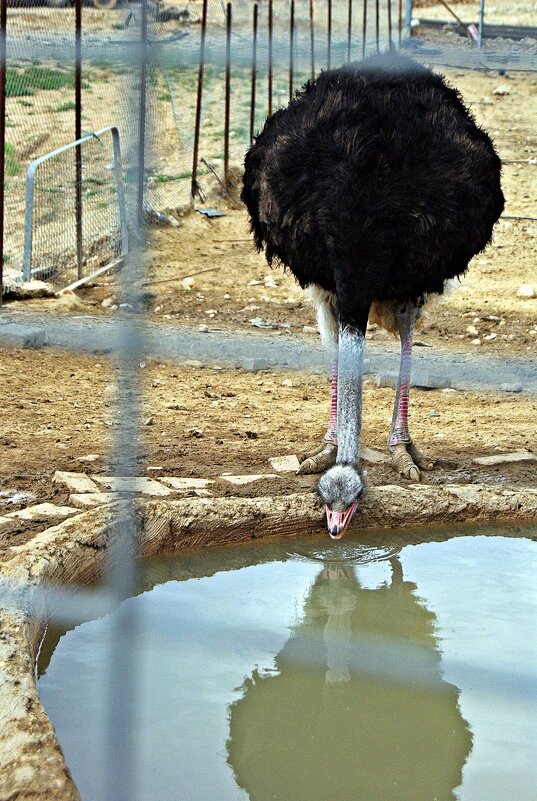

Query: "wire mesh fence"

xmin=23 ymin=126 xmax=127 ymax=288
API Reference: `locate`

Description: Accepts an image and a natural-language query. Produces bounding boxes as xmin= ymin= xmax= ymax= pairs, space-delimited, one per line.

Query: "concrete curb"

xmin=1 ymin=484 xmax=537 ymax=800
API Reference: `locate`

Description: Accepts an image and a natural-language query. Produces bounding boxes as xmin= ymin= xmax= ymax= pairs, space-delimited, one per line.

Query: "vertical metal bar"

xmin=309 ymin=0 xmax=315 ymax=79
xmin=224 ymin=2 xmax=231 ymax=185
xmin=191 ymin=0 xmax=208 ymax=201
xmin=268 ymin=0 xmax=273 ymax=116
xmin=362 ymin=0 xmax=367 ymax=58
xmin=23 ymin=163 xmax=37 ymax=281
xmin=250 ymin=3 xmax=258 ymax=145
xmin=289 ymin=0 xmax=295 ymax=101
xmin=347 ymin=0 xmax=353 ymax=61
xmin=111 ymin=128 xmax=129 ymax=257
xmin=137 ymin=0 xmax=148 ymax=228
xmin=398 ymin=0 xmax=402 ymax=46
xmin=404 ymin=0 xmax=413 ymax=37
xmin=387 ymin=0 xmax=393 ymax=48
xmin=327 ymin=0 xmax=332 ymax=69
xmin=0 ymin=0 xmax=7 ymax=305
xmin=75 ymin=0 xmax=83 ymax=280
xmin=478 ymin=0 xmax=485 ymax=47
xmin=375 ymin=0 xmax=380 ymax=52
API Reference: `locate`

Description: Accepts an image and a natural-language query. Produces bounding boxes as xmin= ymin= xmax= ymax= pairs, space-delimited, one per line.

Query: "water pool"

xmin=37 ymin=526 xmax=537 ymax=801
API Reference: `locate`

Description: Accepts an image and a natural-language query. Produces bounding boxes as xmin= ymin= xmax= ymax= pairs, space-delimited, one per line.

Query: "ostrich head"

xmin=317 ymin=465 xmax=364 ymax=540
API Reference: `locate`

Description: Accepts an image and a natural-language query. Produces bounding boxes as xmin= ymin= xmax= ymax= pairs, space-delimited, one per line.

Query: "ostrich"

xmin=242 ymin=53 xmax=504 ymax=539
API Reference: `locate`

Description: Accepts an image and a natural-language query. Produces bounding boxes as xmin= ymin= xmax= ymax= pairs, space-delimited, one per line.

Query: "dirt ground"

xmin=1 ymin=65 xmax=536 ymax=560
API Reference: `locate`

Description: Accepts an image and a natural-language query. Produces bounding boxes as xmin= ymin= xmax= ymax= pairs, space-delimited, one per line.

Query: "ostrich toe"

xmin=407 ymin=442 xmax=434 ymax=471
xmin=297 ymin=440 xmax=337 ymax=474
xmin=390 ymin=443 xmax=421 ymax=482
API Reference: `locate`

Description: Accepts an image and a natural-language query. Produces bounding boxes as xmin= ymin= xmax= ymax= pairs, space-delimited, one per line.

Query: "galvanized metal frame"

xmin=22 ymin=126 xmax=128 ymax=286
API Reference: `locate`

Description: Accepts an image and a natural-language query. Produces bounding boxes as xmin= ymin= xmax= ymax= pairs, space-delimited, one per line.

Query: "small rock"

xmin=144 ymin=416 xmax=155 ymax=426
xmin=159 ymin=477 xmax=214 ymax=490
xmin=249 ymin=317 xmax=272 ymax=328
xmin=189 ymin=428 xmax=204 ymax=438
xmin=198 ymin=324 xmax=210 ymax=333
xmin=91 ymin=476 xmax=171 ymax=495
xmin=241 ymin=358 xmax=270 ymax=371
xmin=78 ymin=454 xmax=100 ymax=463
xmin=269 ymin=455 xmax=301 ymax=472
xmin=470 ymin=338 xmax=481 ymax=345
xmin=53 ymin=471 xmax=100 ymax=494
xmin=361 ymin=447 xmax=389 ymax=464
xmin=500 ymin=382 xmax=523 ymax=393
xmin=6 ymin=503 xmax=79 ymax=521
xmin=302 ymin=325 xmax=318 ymax=334
xmin=493 ymin=85 xmax=511 ymax=95
xmin=483 ymin=332 xmax=497 ymax=341
xmin=473 ymin=450 xmax=536 ymax=466
xmin=466 ymin=325 xmax=479 ymax=336
xmin=517 ymin=284 xmax=535 ymax=298
xmin=184 ymin=360 xmax=204 ymax=369
xmin=101 ymin=296 xmax=117 ymax=308
xmin=69 ymin=493 xmax=117 ymax=509
xmin=413 ymin=374 xmax=452 ymax=390
xmin=221 ymin=473 xmax=279 ymax=485
xmin=428 ymin=409 xmax=440 ymax=417
xmin=281 ymin=379 xmax=294 ymax=387
xmin=166 ymin=403 xmax=188 ymax=410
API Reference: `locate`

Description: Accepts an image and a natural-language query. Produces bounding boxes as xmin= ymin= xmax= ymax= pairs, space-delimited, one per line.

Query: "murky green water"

xmin=38 ymin=526 xmax=537 ymax=801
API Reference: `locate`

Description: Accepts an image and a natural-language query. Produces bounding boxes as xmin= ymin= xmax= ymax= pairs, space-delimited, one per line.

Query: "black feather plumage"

xmin=242 ymin=53 xmax=504 ymax=330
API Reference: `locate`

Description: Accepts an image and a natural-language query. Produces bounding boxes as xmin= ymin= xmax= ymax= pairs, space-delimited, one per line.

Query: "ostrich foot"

xmin=297 ymin=437 xmax=337 ymax=474
xmin=389 ymin=442 xmax=434 ymax=482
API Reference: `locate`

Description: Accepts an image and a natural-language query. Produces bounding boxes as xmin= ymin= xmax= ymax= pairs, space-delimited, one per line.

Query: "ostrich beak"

xmin=325 ymin=501 xmax=358 ymax=540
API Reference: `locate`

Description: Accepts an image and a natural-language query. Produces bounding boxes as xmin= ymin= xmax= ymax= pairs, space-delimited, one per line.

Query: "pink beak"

xmin=325 ymin=501 xmax=358 ymax=540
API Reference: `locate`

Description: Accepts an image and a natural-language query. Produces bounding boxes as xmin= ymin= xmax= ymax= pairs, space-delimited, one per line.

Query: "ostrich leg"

xmin=297 ymin=362 xmax=338 ymax=474
xmin=389 ymin=303 xmax=434 ymax=480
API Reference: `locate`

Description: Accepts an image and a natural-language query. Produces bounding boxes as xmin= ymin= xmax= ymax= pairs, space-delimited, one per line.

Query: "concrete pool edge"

xmin=1 ymin=483 xmax=537 ymax=801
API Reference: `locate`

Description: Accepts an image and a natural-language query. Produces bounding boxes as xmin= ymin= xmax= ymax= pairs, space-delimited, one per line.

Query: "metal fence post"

xmin=75 ymin=0 xmax=83 ymax=280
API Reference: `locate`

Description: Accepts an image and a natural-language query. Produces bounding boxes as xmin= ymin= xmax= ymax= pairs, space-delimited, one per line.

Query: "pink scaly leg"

xmin=389 ymin=303 xmax=434 ymax=481
xmin=297 ymin=362 xmax=338 ymax=474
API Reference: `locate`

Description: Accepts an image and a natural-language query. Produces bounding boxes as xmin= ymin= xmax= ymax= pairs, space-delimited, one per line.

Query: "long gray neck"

xmin=336 ymin=326 xmax=365 ymax=468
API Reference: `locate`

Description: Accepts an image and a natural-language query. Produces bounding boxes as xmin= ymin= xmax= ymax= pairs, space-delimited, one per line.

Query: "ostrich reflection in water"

xmin=227 ymin=556 xmax=472 ymax=801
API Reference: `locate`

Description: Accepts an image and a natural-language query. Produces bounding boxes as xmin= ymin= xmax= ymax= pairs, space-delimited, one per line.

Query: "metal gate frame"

xmin=22 ymin=125 xmax=129 ymax=287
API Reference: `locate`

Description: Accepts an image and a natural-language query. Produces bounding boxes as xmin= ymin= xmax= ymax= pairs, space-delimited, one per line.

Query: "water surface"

xmin=38 ymin=526 xmax=537 ymax=801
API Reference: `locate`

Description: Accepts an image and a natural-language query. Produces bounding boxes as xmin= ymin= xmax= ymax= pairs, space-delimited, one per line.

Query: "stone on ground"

xmin=6 ymin=503 xmax=79 ymax=521
xmin=69 ymin=493 xmax=118 ymax=509
xmin=160 ymin=477 xmax=214 ymax=490
xmin=91 ymin=476 xmax=171 ymax=495
xmin=53 ymin=471 xmax=100 ymax=494
xmin=269 ymin=455 xmax=301 ymax=472
xmin=473 ymin=450 xmax=536 ymax=466
xmin=361 ymin=447 xmax=390 ymax=464
xmin=221 ymin=473 xmax=279 ymax=485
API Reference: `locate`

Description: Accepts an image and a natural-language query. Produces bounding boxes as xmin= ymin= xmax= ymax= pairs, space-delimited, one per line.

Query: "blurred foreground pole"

xmin=347 ymin=0 xmax=353 ymax=61
xmin=327 ymin=0 xmax=332 ymax=68
xmin=191 ymin=0 xmax=208 ymax=200
xmin=104 ymin=0 xmax=148 ymax=798
xmin=75 ymin=0 xmax=83 ymax=279
xmin=0 ymin=0 xmax=6 ymax=307
xmin=405 ymin=0 xmax=413 ymax=36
